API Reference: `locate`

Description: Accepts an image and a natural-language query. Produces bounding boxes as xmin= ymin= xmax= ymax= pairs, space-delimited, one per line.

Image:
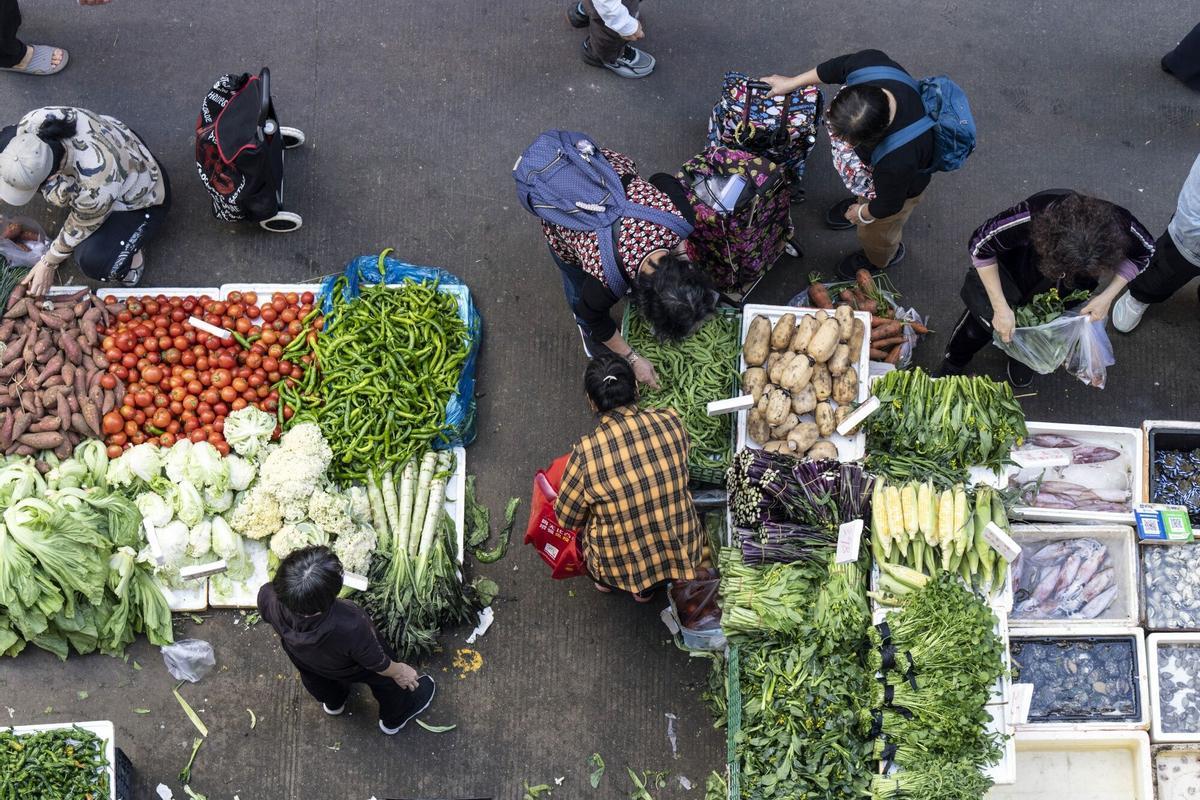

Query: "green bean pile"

xmin=295 ymin=278 xmax=469 ymax=481
xmin=625 ymin=309 xmax=739 ymax=480
xmin=0 ymin=725 xmax=110 ymax=799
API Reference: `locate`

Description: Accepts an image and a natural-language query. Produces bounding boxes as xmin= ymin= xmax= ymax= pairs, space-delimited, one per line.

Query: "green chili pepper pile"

xmin=865 ymin=368 xmax=1027 ymax=483
xmin=625 ymin=309 xmax=739 ymax=480
xmin=293 ymin=277 xmax=469 ymax=481
xmin=0 ymin=725 xmax=110 ymax=799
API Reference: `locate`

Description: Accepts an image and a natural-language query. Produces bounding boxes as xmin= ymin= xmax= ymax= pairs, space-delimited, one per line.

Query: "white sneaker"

xmin=322 ymin=703 xmax=344 ymax=716
xmin=1112 ymin=292 xmax=1149 ymax=333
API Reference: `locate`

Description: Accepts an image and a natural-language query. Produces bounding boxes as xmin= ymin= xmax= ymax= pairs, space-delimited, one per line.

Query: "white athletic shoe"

xmin=322 ymin=703 xmax=345 ymax=716
xmin=1112 ymin=292 xmax=1149 ymax=333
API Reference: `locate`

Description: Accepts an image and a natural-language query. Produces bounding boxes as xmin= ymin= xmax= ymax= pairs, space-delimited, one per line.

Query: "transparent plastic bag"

xmin=994 ymin=313 xmax=1115 ymax=388
xmin=161 ymin=638 xmax=216 ymax=682
xmin=0 ymin=215 xmax=49 ymax=267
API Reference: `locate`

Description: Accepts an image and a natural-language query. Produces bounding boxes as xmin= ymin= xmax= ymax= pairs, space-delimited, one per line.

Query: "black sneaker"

xmin=566 ymin=1 xmax=588 ymax=28
xmin=825 ymin=197 xmax=857 ymax=230
xmin=835 ymin=243 xmax=905 ymax=280
xmin=379 ymin=675 xmax=437 ymax=735
xmin=581 ymin=37 xmax=655 ymax=77
xmin=1006 ymin=358 xmax=1034 ymax=389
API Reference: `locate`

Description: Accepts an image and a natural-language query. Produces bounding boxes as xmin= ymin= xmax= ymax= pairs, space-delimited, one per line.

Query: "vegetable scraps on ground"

xmin=805 ymin=269 xmax=929 ymax=365
xmin=292 ymin=278 xmax=469 ymax=482
xmin=94 ymin=290 xmax=321 ymax=456
xmin=0 ymin=440 xmax=173 ymax=660
xmin=864 ymin=368 xmax=1027 ymax=485
xmin=0 ymin=724 xmax=110 ymax=799
xmin=625 ymin=308 xmax=740 ymax=478
xmin=360 ymin=448 xmax=486 ymax=662
xmin=1 ymin=286 xmax=111 ymax=460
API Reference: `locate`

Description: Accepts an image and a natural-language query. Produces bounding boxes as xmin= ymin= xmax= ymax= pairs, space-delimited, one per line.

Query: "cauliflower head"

xmin=331 ymin=524 xmax=378 ymax=575
xmin=269 ymin=521 xmax=328 ymax=560
xmin=260 ymin=423 xmax=333 ymax=511
xmin=229 ymin=483 xmax=284 ymax=540
xmin=307 ymin=488 xmax=356 ymax=537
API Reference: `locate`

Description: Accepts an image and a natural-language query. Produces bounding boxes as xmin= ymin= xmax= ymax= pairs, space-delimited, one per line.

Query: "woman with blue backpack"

xmin=514 ymin=130 xmax=717 ymax=389
xmin=763 ymin=49 xmax=975 ymax=280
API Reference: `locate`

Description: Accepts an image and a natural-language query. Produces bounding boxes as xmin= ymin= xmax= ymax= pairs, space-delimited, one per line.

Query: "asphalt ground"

xmin=0 ymin=1 xmax=1197 ymax=798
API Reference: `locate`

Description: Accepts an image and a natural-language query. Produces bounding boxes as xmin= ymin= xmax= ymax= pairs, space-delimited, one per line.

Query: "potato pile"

xmin=742 ymin=306 xmax=863 ymax=458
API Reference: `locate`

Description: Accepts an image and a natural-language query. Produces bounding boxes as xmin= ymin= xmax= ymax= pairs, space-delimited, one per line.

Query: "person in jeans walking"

xmin=258 ymin=547 xmax=437 ymax=735
xmin=566 ymin=0 xmax=654 ymax=79
xmin=1112 ymin=152 xmax=1200 ymax=331
xmin=762 ymin=50 xmax=937 ymax=279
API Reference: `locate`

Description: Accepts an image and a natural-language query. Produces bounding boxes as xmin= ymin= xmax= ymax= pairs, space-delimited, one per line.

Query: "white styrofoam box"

xmin=1008 ymin=524 xmax=1139 ymax=626
xmin=218 ymin=284 xmax=324 ymax=301
xmin=9 ymin=720 xmax=116 ymax=800
xmin=207 ymin=538 xmax=270 ymax=609
xmin=1140 ymin=541 xmax=1200 ymax=633
xmin=977 ymin=421 xmax=1144 ymax=524
xmin=96 ymin=287 xmax=220 ymax=301
xmin=442 ymin=446 xmax=468 ymax=567
xmin=986 ymin=730 xmax=1154 ymax=800
xmin=735 ymin=305 xmax=871 ymax=461
xmin=1153 ymin=743 xmax=1200 ymax=799
xmin=984 ymin=699 xmax=1017 ymax=785
xmin=154 ymin=577 xmax=208 ymax=612
xmin=1010 ymin=624 xmax=1149 ymax=731
xmin=1147 ymin=633 xmax=1200 ymax=743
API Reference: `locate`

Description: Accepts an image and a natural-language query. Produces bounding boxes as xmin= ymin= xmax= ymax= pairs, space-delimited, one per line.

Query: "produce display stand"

xmin=443 ymin=445 xmax=468 ymax=566
xmin=218 ymin=283 xmax=325 ymax=300
xmin=154 ymin=578 xmax=209 ymax=612
xmin=620 ymin=304 xmax=742 ymax=486
xmin=1140 ymin=541 xmax=1200 ymax=633
xmin=1142 ymin=419 xmax=1200 ymax=525
xmin=984 ymin=698 xmax=1017 ymax=785
xmin=734 ymin=304 xmax=872 ymax=461
xmin=987 ymin=730 xmax=1154 ymax=800
xmin=1009 ymin=624 xmax=1150 ymax=732
xmin=7 ymin=719 xmax=131 ymax=800
xmin=1008 ymin=524 xmax=1140 ymax=627
xmin=96 ymin=287 xmax=221 ymax=301
xmin=207 ymin=538 xmax=270 ymax=609
xmin=1146 ymin=632 xmax=1200 ymax=744
xmin=1153 ymin=743 xmax=1200 ymax=799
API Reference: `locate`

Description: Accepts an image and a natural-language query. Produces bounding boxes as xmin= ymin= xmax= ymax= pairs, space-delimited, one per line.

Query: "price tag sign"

xmin=836 ymin=519 xmax=863 ymax=564
xmin=187 ymin=315 xmax=232 ymax=339
xmin=836 ymin=396 xmax=881 ymax=436
xmin=1010 ymin=448 xmax=1072 ymax=469
xmin=706 ymin=395 xmax=755 ymax=417
xmin=983 ymin=522 xmax=1022 ymax=562
xmin=343 ymin=571 xmax=369 ymax=592
xmin=1011 ymin=683 xmax=1034 ymax=725
xmin=180 ymin=559 xmax=228 ymax=580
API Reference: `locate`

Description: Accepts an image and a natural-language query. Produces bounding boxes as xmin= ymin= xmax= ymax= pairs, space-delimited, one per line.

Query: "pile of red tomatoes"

xmin=97 ymin=291 xmax=321 ymax=457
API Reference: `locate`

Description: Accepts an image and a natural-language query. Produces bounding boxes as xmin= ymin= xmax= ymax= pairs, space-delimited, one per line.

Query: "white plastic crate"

xmin=735 ymin=304 xmax=871 ymax=461
xmin=443 ymin=446 xmax=468 ymax=566
xmin=9 ymin=720 xmax=116 ymax=800
xmin=96 ymin=287 xmax=220 ymax=301
xmin=1010 ymin=624 xmax=1149 ymax=731
xmin=1008 ymin=524 xmax=1139 ymax=626
xmin=1147 ymin=633 xmax=1200 ymax=743
xmin=1153 ymin=743 xmax=1200 ymax=799
xmin=984 ymin=699 xmax=1017 ymax=785
xmin=976 ymin=421 xmax=1144 ymax=524
xmin=987 ymin=730 xmax=1154 ymax=800
xmin=1140 ymin=541 xmax=1200 ymax=632
xmin=206 ymin=538 xmax=270 ymax=609
xmin=218 ymin=283 xmax=324 ymax=300
xmin=153 ymin=577 xmax=208 ymax=612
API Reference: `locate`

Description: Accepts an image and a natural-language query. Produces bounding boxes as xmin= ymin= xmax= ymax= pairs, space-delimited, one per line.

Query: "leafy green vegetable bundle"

xmin=0 ymin=725 xmax=110 ymax=799
xmin=864 ymin=368 xmax=1027 ymax=484
xmin=0 ymin=441 xmax=172 ymax=660
xmin=1014 ymin=287 xmax=1091 ymax=328
xmin=624 ymin=309 xmax=739 ymax=480
xmin=296 ymin=278 xmax=470 ymax=482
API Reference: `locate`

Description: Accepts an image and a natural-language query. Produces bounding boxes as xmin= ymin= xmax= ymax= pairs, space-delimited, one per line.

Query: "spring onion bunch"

xmin=870 ymin=758 xmax=994 ymax=800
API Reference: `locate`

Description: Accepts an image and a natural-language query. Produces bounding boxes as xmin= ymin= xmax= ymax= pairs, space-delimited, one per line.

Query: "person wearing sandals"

xmin=564 ymin=0 xmax=655 ymax=79
xmin=554 ymin=354 xmax=703 ymax=603
xmin=0 ymin=107 xmax=169 ymax=295
xmin=0 ymin=0 xmax=113 ymax=77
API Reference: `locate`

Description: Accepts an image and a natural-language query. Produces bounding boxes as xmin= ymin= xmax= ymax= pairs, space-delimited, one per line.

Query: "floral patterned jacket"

xmin=16 ymin=107 xmax=165 ymax=266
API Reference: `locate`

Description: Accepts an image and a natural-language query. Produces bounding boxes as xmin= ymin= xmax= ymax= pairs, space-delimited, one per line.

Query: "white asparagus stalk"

xmin=381 ymin=467 xmax=401 ymax=553
xmin=395 ymin=458 xmax=417 ymax=555
xmin=414 ymin=470 xmax=448 ymax=582
xmin=366 ymin=470 xmax=390 ymax=554
xmin=407 ymin=450 xmax=438 ymax=557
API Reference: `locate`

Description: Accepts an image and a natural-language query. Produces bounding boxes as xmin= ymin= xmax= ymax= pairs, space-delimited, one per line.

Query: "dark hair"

xmin=631 ymin=256 xmax=716 ymax=342
xmin=272 ymin=546 xmax=344 ymax=615
xmin=584 ymin=353 xmax=637 ymax=412
xmin=827 ymin=85 xmax=891 ymax=150
xmin=36 ymin=111 xmax=78 ymax=142
xmin=1031 ymin=193 xmax=1130 ymax=283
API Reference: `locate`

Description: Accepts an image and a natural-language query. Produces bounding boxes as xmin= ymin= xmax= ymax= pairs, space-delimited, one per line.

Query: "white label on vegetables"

xmin=836 ymin=396 xmax=880 ymax=436
xmin=1011 ymin=683 xmax=1034 ymax=725
xmin=707 ymin=395 xmax=755 ymax=417
xmin=1011 ymin=448 xmax=1072 ymax=469
xmin=180 ymin=559 xmax=228 ymax=579
xmin=984 ymin=522 xmax=1022 ymax=562
xmin=343 ymin=571 xmax=369 ymax=592
xmin=187 ymin=315 xmax=231 ymax=338
xmin=836 ymin=519 xmax=863 ymax=564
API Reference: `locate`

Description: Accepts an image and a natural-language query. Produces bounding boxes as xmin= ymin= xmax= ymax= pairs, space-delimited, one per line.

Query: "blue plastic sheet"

xmin=319 ymin=251 xmax=482 ymax=448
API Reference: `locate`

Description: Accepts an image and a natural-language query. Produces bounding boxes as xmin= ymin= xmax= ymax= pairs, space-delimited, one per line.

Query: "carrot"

xmin=839 ymin=289 xmax=860 ymax=309
xmin=872 ymin=335 xmax=907 ymax=348
xmin=902 ymin=320 xmax=931 ymax=335
xmin=808 ymin=280 xmax=834 ymax=309
xmin=856 ymin=268 xmax=879 ymax=297
xmin=884 ymin=346 xmax=904 ymax=365
xmin=870 ymin=314 xmax=896 ymax=327
xmin=869 ymin=348 xmax=889 ymax=360
xmin=872 ymin=322 xmax=903 ymax=339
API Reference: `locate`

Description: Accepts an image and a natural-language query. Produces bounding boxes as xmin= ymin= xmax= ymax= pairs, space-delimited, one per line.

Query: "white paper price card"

xmin=836 ymin=396 xmax=881 ymax=436
xmin=707 ymin=395 xmax=755 ymax=417
xmin=187 ymin=315 xmax=232 ymax=339
xmin=1010 ymin=448 xmax=1072 ymax=470
xmin=180 ymin=559 xmax=228 ymax=580
xmin=1011 ymin=683 xmax=1034 ymax=725
xmin=836 ymin=519 xmax=864 ymax=564
xmin=983 ymin=522 xmax=1022 ymax=562
xmin=343 ymin=571 xmax=369 ymax=592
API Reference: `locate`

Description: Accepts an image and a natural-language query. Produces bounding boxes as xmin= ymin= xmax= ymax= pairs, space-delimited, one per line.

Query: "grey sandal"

xmin=1 ymin=45 xmax=69 ymax=76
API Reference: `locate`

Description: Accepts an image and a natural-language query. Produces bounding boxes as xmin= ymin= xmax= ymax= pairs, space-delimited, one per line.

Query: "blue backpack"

xmin=513 ymin=130 xmax=693 ymax=295
xmin=844 ymin=66 xmax=976 ymax=173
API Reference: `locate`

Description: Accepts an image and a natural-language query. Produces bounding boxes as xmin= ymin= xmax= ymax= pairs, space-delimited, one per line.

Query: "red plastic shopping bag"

xmin=524 ymin=454 xmax=588 ymax=579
